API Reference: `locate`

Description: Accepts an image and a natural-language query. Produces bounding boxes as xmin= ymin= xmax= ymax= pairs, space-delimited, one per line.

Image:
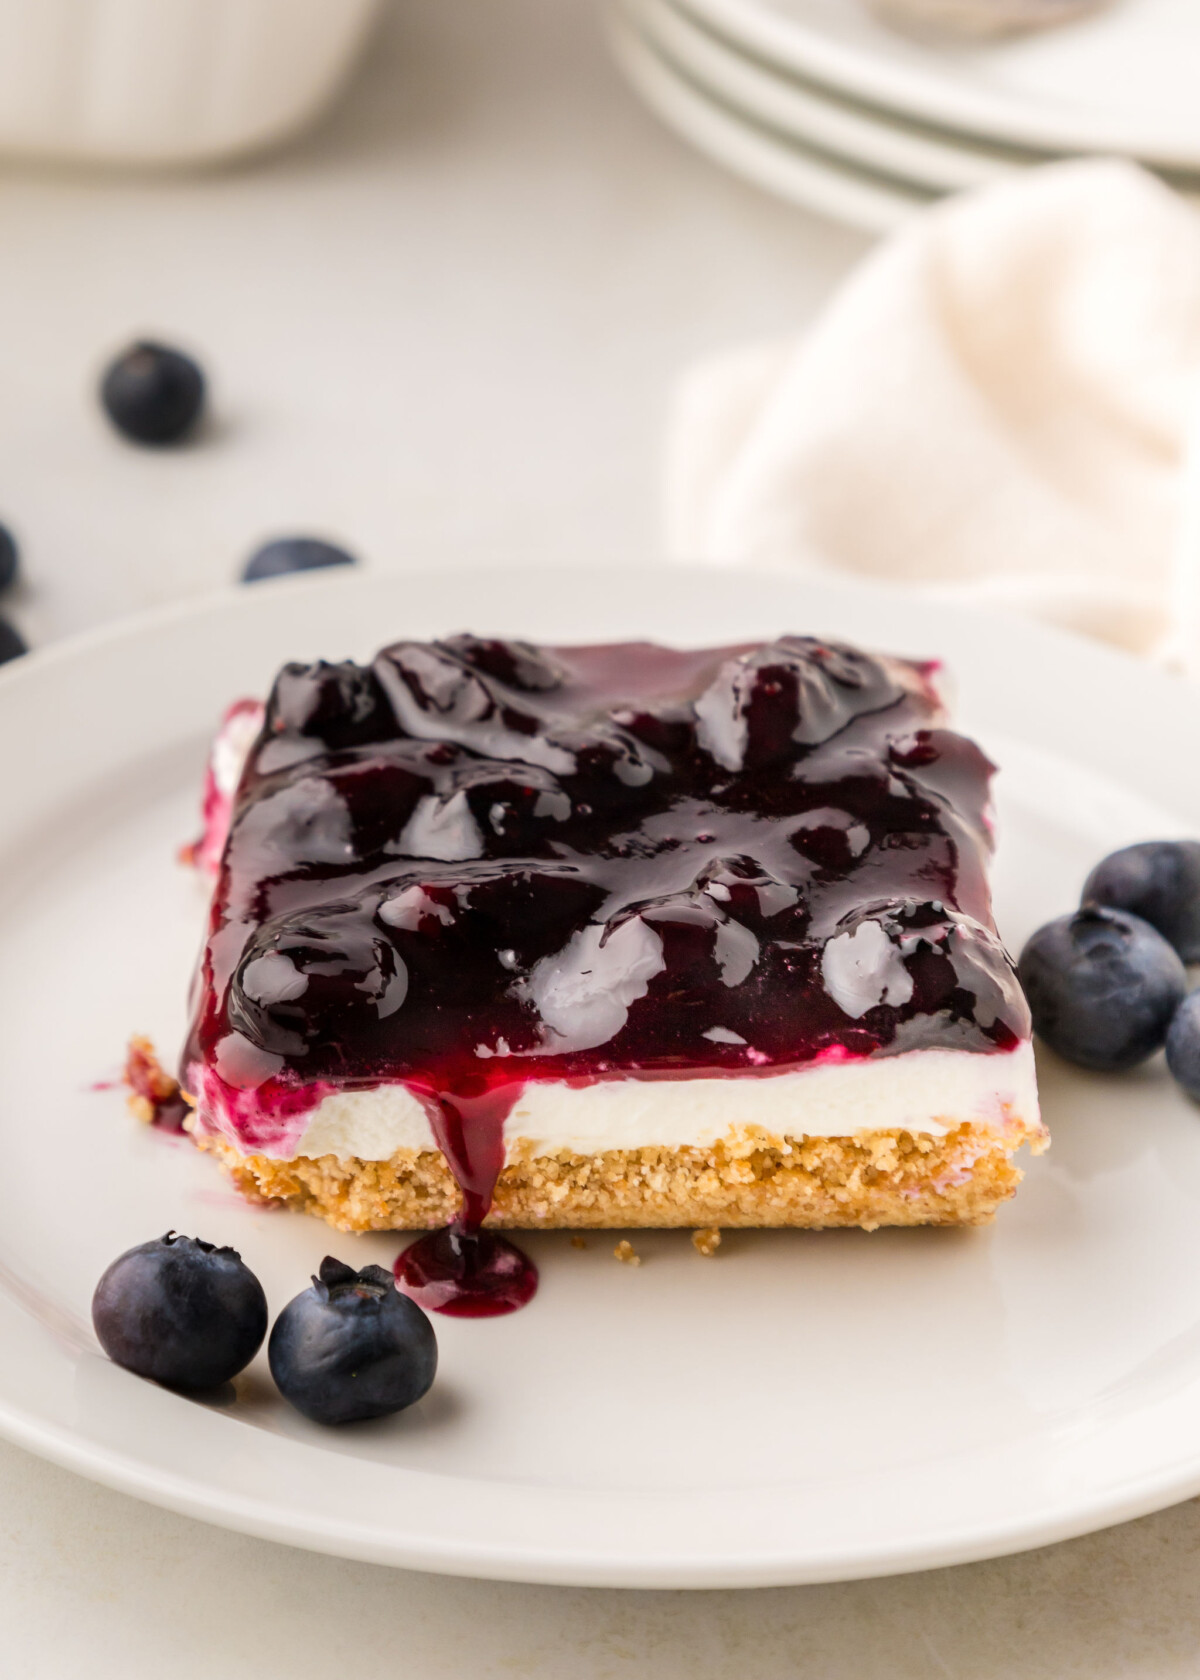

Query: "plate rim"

xmin=7 ymin=1366 xmax=1200 ymax=1588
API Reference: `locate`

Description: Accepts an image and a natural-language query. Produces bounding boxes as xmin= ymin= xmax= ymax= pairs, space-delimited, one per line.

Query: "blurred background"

xmin=6 ymin=0 xmax=1190 ymax=656
xmin=0 ymin=0 xmax=867 ymax=650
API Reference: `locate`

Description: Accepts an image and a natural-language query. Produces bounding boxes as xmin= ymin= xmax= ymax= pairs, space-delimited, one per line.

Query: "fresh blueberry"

xmin=1018 ymin=905 xmax=1187 ymax=1073
xmin=100 ymin=340 xmax=206 ymax=445
xmin=1168 ymin=991 xmax=1200 ymax=1099
xmin=0 ymin=617 xmax=25 ymax=664
xmin=241 ymin=538 xmax=356 ymax=584
xmin=92 ymin=1232 xmax=267 ymax=1390
xmin=0 ymin=524 xmax=18 ymax=594
xmin=1082 ymin=840 xmax=1200 ymax=962
xmin=268 ymin=1256 xmax=437 ymax=1426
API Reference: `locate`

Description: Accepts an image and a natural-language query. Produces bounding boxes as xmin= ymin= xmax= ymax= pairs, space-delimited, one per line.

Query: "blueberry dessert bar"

xmin=182 ymin=634 xmax=1044 ymax=1236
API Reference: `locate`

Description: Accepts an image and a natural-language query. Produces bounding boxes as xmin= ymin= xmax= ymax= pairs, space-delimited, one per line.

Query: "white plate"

xmin=672 ymin=0 xmax=1200 ymax=168
xmin=631 ymin=0 xmax=1022 ymax=192
xmin=611 ymin=9 xmax=930 ymax=233
xmin=5 ymin=563 xmax=1200 ymax=1589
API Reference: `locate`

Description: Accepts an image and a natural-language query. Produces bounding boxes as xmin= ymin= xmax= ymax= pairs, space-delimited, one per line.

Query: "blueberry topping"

xmin=1167 ymin=989 xmax=1200 ymax=1099
xmin=92 ymin=1232 xmax=267 ymax=1390
xmin=694 ymin=637 xmax=904 ymax=770
xmin=824 ymin=897 xmax=1028 ymax=1047
xmin=242 ymin=538 xmax=357 ymax=584
xmin=263 ymin=659 xmax=392 ymax=752
xmin=268 ymin=1256 xmax=437 ymax=1425
xmin=441 ymin=634 xmax=566 ymax=693
xmin=230 ymin=904 xmax=408 ymax=1057
xmin=1017 ymin=906 xmax=1187 ymax=1072
xmin=0 ymin=617 xmax=26 ymax=665
xmin=0 ymin=523 xmax=18 ymax=595
xmin=1082 ymin=840 xmax=1200 ymax=962
xmin=100 ymin=341 xmax=205 ymax=445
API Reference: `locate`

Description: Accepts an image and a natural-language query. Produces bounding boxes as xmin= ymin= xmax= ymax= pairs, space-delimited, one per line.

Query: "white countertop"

xmin=7 ymin=0 xmax=1200 ymax=1672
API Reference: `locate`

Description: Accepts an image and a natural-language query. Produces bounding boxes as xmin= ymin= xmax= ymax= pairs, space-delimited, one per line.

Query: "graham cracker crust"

xmin=195 ymin=1113 xmax=1045 ymax=1235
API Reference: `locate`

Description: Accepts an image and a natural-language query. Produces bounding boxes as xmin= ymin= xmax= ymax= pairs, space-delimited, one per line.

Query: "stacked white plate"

xmin=610 ymin=0 xmax=1200 ymax=232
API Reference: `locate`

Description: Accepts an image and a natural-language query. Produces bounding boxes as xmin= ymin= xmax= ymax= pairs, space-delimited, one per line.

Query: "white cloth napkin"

xmin=665 ymin=159 xmax=1200 ymax=673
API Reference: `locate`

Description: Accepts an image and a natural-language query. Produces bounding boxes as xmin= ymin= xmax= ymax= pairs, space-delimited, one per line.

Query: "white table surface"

xmin=6 ymin=0 xmax=1200 ymax=1672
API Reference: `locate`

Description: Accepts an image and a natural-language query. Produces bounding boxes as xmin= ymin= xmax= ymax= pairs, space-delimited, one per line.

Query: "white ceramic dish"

xmin=630 ymin=0 xmax=1022 ymax=192
xmin=672 ymin=0 xmax=1200 ymax=168
xmin=0 ymin=0 xmax=382 ymax=165
xmin=5 ymin=562 xmax=1200 ymax=1589
xmin=611 ymin=10 xmax=929 ymax=234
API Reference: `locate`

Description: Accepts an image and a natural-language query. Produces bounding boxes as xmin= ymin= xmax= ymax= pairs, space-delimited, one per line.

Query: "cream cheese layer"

xmin=206 ymin=1042 xmax=1041 ymax=1163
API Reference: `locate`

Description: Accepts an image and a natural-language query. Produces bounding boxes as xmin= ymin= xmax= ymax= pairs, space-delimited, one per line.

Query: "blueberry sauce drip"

xmin=395 ymin=1225 xmax=539 ymax=1318
xmin=183 ymin=635 xmax=1028 ymax=1313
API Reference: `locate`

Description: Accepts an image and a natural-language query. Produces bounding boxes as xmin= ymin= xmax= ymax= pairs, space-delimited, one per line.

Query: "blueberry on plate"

xmin=241 ymin=537 xmax=357 ymax=584
xmin=100 ymin=340 xmax=206 ymax=445
xmin=1082 ymin=840 xmax=1200 ymax=962
xmin=0 ymin=617 xmax=25 ymax=664
xmin=1018 ymin=906 xmax=1187 ymax=1073
xmin=92 ymin=1232 xmax=267 ymax=1390
xmin=269 ymin=1256 xmax=437 ymax=1426
xmin=0 ymin=523 xmax=17 ymax=594
xmin=1167 ymin=990 xmax=1200 ymax=1099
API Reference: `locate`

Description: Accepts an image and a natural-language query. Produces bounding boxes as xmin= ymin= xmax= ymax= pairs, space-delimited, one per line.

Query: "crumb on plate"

xmin=124 ymin=1034 xmax=181 ymax=1122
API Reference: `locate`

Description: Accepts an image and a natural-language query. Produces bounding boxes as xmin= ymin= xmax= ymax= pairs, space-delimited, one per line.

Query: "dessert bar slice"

xmin=182 ymin=634 xmax=1043 ymax=1236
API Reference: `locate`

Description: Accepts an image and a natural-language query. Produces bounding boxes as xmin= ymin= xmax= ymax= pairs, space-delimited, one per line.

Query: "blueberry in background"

xmin=0 ymin=618 xmax=25 ymax=665
xmin=1082 ymin=840 xmax=1200 ymax=962
xmin=1017 ymin=905 xmax=1187 ymax=1073
xmin=92 ymin=1232 xmax=267 ymax=1390
xmin=100 ymin=340 xmax=206 ymax=445
xmin=269 ymin=1256 xmax=437 ymax=1426
xmin=1167 ymin=991 xmax=1200 ymax=1100
xmin=0 ymin=523 xmax=18 ymax=595
xmin=241 ymin=537 xmax=357 ymax=584
xmin=0 ymin=525 xmax=27 ymax=661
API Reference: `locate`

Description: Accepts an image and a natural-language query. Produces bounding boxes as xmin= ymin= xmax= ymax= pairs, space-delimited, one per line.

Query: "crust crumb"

xmin=124 ymin=1035 xmax=180 ymax=1120
xmin=123 ymin=1035 xmax=193 ymax=1131
xmin=613 ymin=1239 xmax=641 ymax=1266
xmin=569 ymin=1235 xmax=587 ymax=1250
xmin=692 ymin=1226 xmax=722 ymax=1257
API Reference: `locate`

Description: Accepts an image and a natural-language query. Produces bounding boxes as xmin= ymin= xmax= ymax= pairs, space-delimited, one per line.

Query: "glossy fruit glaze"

xmin=183 ymin=635 xmax=1029 ymax=1308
